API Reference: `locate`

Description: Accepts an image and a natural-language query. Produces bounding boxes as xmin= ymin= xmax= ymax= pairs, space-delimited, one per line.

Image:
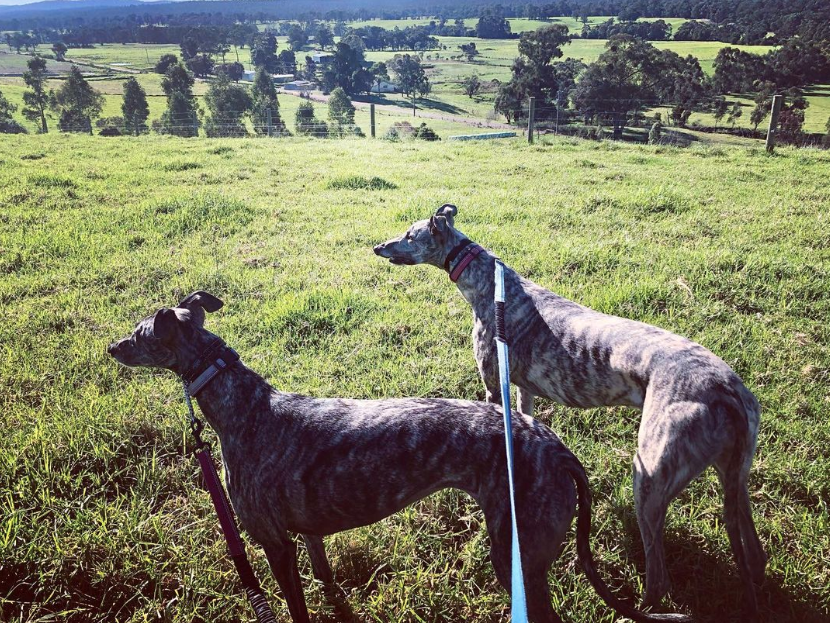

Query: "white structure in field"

xmin=282 ymin=80 xmax=317 ymax=91
xmin=370 ymin=80 xmax=399 ymax=93
xmin=242 ymin=71 xmax=295 ymax=84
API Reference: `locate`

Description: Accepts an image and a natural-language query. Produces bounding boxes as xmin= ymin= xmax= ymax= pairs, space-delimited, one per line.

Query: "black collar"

xmin=443 ymin=238 xmax=473 ymax=272
xmin=182 ymin=339 xmax=240 ymax=397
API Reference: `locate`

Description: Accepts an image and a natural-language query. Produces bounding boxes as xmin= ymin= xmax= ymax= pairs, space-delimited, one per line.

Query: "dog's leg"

xmin=634 ymin=400 xmax=717 ymax=607
xmin=302 ymin=534 xmax=333 ymax=585
xmin=263 ymin=536 xmax=310 ymax=623
xmin=517 ymin=387 xmax=535 ymax=417
xmin=737 ymin=484 xmax=767 ymax=583
xmin=716 ymin=466 xmax=759 ymax=618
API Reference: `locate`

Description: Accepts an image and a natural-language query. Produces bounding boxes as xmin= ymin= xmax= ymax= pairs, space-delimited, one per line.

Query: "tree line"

xmin=492 ymin=25 xmax=830 ymax=145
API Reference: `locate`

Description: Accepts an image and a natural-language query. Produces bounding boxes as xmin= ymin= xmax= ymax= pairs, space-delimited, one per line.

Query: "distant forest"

xmin=0 ymin=0 xmax=827 ymax=48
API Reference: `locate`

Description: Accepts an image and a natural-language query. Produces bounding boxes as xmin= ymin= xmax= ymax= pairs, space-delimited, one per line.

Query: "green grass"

xmin=65 ymin=43 xmax=183 ymax=72
xmin=1 ymin=134 xmax=829 ymax=623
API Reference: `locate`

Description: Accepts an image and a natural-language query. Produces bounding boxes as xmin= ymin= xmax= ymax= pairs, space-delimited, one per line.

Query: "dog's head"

xmin=107 ymin=291 xmax=223 ymax=372
xmin=373 ymin=204 xmax=467 ymax=268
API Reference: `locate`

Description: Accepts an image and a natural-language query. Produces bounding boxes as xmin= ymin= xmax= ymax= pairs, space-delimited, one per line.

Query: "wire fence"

xmin=49 ymin=97 xmax=819 ymax=147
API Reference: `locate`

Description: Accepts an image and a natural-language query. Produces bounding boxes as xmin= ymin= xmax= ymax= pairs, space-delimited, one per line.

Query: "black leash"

xmin=183 ymin=380 xmax=277 ymax=623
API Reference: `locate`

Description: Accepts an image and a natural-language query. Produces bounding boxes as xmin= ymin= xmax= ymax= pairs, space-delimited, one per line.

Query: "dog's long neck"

xmin=192 ymin=361 xmax=274 ymax=443
xmin=450 ymin=245 xmax=522 ymax=324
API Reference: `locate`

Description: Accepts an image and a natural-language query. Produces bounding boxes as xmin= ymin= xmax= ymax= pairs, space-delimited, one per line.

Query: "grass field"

xmin=1 ymin=134 xmax=829 ymax=623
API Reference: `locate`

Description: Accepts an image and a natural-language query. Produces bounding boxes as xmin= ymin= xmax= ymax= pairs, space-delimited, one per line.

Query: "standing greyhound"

xmin=374 ymin=205 xmax=765 ymax=615
xmin=108 ymin=291 xmax=689 ymax=623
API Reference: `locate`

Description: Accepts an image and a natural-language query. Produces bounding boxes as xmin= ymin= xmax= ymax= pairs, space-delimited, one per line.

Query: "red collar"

xmin=449 ymin=244 xmax=484 ymax=282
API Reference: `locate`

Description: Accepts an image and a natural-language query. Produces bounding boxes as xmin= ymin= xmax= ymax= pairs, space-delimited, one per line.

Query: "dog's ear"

xmin=176 ymin=291 xmax=223 ymax=328
xmin=429 ymin=215 xmax=450 ymax=237
xmin=152 ymin=308 xmax=179 ymax=343
xmin=178 ymin=291 xmax=224 ymax=313
xmin=433 ymin=204 xmax=457 ymax=227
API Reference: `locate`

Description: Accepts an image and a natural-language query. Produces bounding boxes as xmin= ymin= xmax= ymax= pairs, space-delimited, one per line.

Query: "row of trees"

xmin=491 ymin=26 xmax=823 ymax=143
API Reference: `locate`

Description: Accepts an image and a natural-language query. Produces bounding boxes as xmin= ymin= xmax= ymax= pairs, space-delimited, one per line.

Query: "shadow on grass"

xmin=354 ymin=94 xmax=466 ymax=115
xmin=608 ymin=504 xmax=828 ymax=623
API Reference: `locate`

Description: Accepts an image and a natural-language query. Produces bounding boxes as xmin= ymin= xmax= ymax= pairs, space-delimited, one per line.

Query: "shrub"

xmin=414 ymin=122 xmax=440 ymax=141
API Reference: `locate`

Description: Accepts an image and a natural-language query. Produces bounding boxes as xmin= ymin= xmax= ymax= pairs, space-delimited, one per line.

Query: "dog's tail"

xmin=564 ymin=457 xmax=692 ymax=623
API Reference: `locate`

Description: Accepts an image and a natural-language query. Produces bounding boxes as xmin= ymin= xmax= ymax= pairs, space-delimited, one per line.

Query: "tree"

xmin=727 ymin=102 xmax=742 ymax=128
xmin=51 ymin=42 xmax=67 ymax=61
xmin=495 ymin=24 xmax=572 ymax=123
xmin=572 ymin=36 xmax=684 ymax=139
xmin=712 ymin=97 xmax=728 ymax=128
xmin=50 ymin=66 xmax=103 ymax=133
xmin=251 ymin=67 xmax=285 ymax=136
xmin=388 ymin=54 xmax=430 ymax=116
xmin=288 ymin=24 xmax=308 ymax=52
xmin=459 ymin=42 xmax=479 ymax=62
xmin=204 ymin=73 xmax=252 ymax=137
xmin=327 ymin=87 xmax=357 ymax=136
xmin=251 ymin=33 xmax=279 ymax=73
xmin=22 ymin=56 xmax=50 ymax=133
xmin=186 ymin=53 xmax=214 ymax=78
xmin=777 ymin=108 xmax=805 ymax=144
xmin=121 ymin=76 xmax=149 ymax=135
xmin=295 ymin=101 xmax=327 ymax=137
xmin=476 ymin=6 xmax=511 ymax=39
xmin=277 ymin=50 xmax=296 ymax=75
xmin=322 ymin=40 xmax=371 ymax=95
xmin=316 ymin=24 xmax=334 ymax=50
xmin=822 ymin=117 xmax=830 ymax=149
xmin=159 ymin=62 xmax=199 ymax=137
xmin=216 ymin=62 xmax=245 ymax=83
xmin=155 ymin=53 xmax=178 ymax=74
xmin=463 ymin=74 xmax=481 ymax=98
xmin=0 ymin=87 xmax=26 ymax=134
xmin=518 ymin=25 xmax=569 ymax=66
xmin=162 ymin=62 xmax=195 ymax=98
xmin=369 ymin=61 xmax=389 ymax=93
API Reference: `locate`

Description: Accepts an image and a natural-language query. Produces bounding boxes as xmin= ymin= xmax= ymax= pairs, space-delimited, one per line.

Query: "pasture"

xmin=1 ymin=134 xmax=828 ymax=622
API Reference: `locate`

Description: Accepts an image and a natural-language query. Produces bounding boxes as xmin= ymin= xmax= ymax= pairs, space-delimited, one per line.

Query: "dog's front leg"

xmin=474 ymin=328 xmax=501 ymax=404
xmin=264 ymin=536 xmax=310 ymax=623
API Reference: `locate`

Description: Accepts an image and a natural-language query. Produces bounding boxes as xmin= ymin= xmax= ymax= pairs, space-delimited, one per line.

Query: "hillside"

xmin=1 ymin=134 xmax=829 ymax=622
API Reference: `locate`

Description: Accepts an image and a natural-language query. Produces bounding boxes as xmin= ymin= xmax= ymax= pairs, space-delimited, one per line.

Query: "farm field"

xmin=1 ymin=134 xmax=829 ymax=623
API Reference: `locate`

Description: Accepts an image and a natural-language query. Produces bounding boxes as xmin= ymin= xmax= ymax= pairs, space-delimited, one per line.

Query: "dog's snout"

xmin=373 ymin=244 xmax=384 ymax=255
xmin=107 ymin=342 xmax=119 ymax=356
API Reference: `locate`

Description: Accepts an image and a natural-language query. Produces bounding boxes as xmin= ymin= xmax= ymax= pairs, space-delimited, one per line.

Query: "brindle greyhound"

xmin=108 ymin=291 xmax=689 ymax=623
xmin=374 ymin=205 xmax=765 ymax=616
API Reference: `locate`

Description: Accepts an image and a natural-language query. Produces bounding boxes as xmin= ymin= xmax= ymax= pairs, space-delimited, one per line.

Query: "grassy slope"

xmin=1 ymin=134 xmax=829 ymax=622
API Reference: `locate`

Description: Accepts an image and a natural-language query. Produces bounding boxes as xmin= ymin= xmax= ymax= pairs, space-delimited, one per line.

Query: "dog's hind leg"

xmin=302 ymin=534 xmax=333 ymax=585
xmin=517 ymin=387 xmax=535 ymax=417
xmin=714 ymin=427 xmax=763 ymax=617
xmin=263 ymin=536 xmax=311 ymax=623
xmin=633 ymin=401 xmax=713 ymax=607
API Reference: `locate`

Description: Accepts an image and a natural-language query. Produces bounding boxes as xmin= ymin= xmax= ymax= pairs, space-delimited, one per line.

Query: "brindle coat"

xmin=374 ymin=205 xmax=766 ymax=616
xmin=108 ymin=292 xmax=689 ymax=623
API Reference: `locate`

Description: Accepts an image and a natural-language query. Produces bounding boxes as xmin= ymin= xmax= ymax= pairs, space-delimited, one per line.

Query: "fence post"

xmin=266 ymin=107 xmax=273 ymax=137
xmin=765 ymin=94 xmax=783 ymax=153
xmin=370 ymin=103 xmax=376 ymax=138
xmin=192 ymin=111 xmax=199 ymax=137
xmin=134 ymin=113 xmax=139 ymax=136
xmin=527 ymin=97 xmax=535 ymax=144
xmin=87 ymin=117 xmax=93 ymax=136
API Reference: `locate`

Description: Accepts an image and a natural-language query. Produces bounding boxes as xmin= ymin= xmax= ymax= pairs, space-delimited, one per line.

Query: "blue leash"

xmin=494 ymin=261 xmax=528 ymax=622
